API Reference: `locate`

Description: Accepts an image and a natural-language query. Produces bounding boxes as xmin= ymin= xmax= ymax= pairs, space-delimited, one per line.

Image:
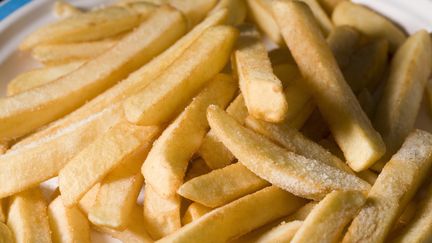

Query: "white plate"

xmin=0 ymin=1 xmax=431 ymax=242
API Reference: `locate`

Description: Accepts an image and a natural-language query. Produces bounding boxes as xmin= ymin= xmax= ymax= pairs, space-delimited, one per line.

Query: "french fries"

xmin=143 ymin=74 xmax=237 ymax=198
xmin=7 ymin=188 xmax=51 ymax=243
xmin=169 ymin=0 xmax=218 ymax=28
xmin=207 ymin=105 xmax=370 ymax=200
xmin=0 ymin=6 xmax=186 ymax=140
xmin=158 ymin=186 xmax=306 ymax=243
xmin=332 ymin=1 xmax=407 ymax=52
xmin=53 ymin=1 xmax=83 ymax=18
xmin=273 ymin=0 xmax=385 ymax=172
xmin=210 ymin=0 xmax=246 ymax=25
xmin=7 ymin=61 xmax=84 ymax=95
xmin=0 ymin=200 xmax=5 ymax=223
xmin=253 ymin=221 xmax=302 ymax=243
xmin=184 ymin=158 xmax=211 ymax=182
xmin=373 ymin=30 xmax=432 ymax=170
xmin=327 ymin=26 xmax=360 ymax=69
xmin=0 ymin=222 xmax=13 ymax=243
xmin=246 ymin=0 xmax=282 ymax=44
xmin=181 ymin=203 xmax=212 ymax=225
xmin=59 ymin=122 xmax=160 ymax=206
xmin=234 ymin=25 xmax=288 ymax=122
xmin=343 ymin=130 xmax=432 ymax=243
xmin=48 ymin=196 xmax=90 ymax=243
xmin=123 ymin=26 xmax=238 ymax=125
xmin=299 ymin=0 xmax=333 ymax=35
xmin=78 ymin=184 xmax=100 ymax=216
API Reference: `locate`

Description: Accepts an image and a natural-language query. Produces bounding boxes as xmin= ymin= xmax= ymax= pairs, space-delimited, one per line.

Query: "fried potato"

xmin=0 ymin=200 xmax=5 ymax=223
xmin=246 ymin=0 xmax=283 ymax=44
xmin=53 ymin=1 xmax=83 ymax=18
xmin=123 ymin=26 xmax=238 ymax=125
xmin=0 ymin=6 xmax=185 ymax=140
xmin=234 ymin=25 xmax=288 ymax=122
xmin=143 ymin=184 xmax=182 ymax=239
xmin=299 ymin=0 xmax=333 ymax=35
xmin=178 ymin=163 xmax=270 ymax=208
xmin=343 ymin=130 xmax=432 ymax=243
xmin=273 ymin=0 xmax=385 ymax=172
xmin=332 ymin=1 xmax=407 ymax=51
xmin=373 ymin=31 xmax=432 ymax=170
xmin=327 ymin=26 xmax=360 ymax=69
xmin=184 ymin=158 xmax=211 ymax=182
xmin=7 ymin=61 xmax=84 ymax=96
xmin=7 ymin=188 xmax=51 ymax=243
xmin=21 ymin=6 xmax=141 ymax=50
xmin=198 ymin=94 xmax=248 ymax=169
xmin=317 ymin=0 xmax=344 ymax=14
xmin=48 ymin=196 xmax=90 ymax=243
xmin=210 ymin=0 xmax=246 ymax=25
xmin=124 ymin=1 xmax=159 ymax=19
xmin=169 ymin=0 xmax=218 ymax=28
xmin=292 ymin=191 xmax=365 ymax=243
xmin=182 ymin=203 xmax=212 ymax=225
xmin=207 ymin=105 xmax=370 ymax=200
xmin=59 ymin=122 xmax=160 ymax=206
xmin=427 ymin=79 xmax=432 ymax=114
xmin=254 ymin=220 xmax=302 ymax=243
xmin=0 ymin=222 xmax=13 ymax=243
xmin=78 ymin=184 xmax=100 ymax=216
xmin=88 ymin=154 xmax=144 ymax=230
xmin=357 ymin=89 xmax=376 ymax=118
xmin=158 ymin=186 xmax=305 ymax=243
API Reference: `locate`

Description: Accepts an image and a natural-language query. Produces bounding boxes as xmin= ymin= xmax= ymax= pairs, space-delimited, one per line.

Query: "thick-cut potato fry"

xmin=246 ymin=0 xmax=282 ymax=44
xmin=7 ymin=61 xmax=84 ymax=96
xmin=392 ymin=201 xmax=417 ymax=233
xmin=273 ymin=0 xmax=385 ymax=172
xmin=21 ymin=6 xmax=141 ymax=50
xmin=158 ymin=186 xmax=305 ymax=243
xmin=343 ymin=130 xmax=432 ymax=243
xmin=124 ymin=26 xmax=238 ymax=125
xmin=0 ymin=6 xmax=185 ymax=141
xmin=59 ymin=122 xmax=160 ymax=206
xmin=234 ymin=25 xmax=287 ymax=122
xmin=254 ymin=220 xmax=302 ymax=243
xmin=292 ymin=191 xmax=365 ymax=243
xmin=7 ymin=188 xmax=51 ymax=243
xmin=373 ymin=31 xmax=432 ymax=170
xmin=0 ymin=105 xmax=122 ymax=199
xmin=53 ymin=1 xmax=83 ymax=18
xmin=208 ymin=105 xmax=370 ymax=200
xmin=143 ymin=184 xmax=182 ymax=239
xmin=89 ymin=154 xmax=144 ymax=230
xmin=184 ymin=158 xmax=211 ymax=182
xmin=198 ymin=94 xmax=248 ymax=169
xmin=78 ymin=184 xmax=100 ymax=216
xmin=178 ymin=163 xmax=270 ymax=208
xmin=0 ymin=222 xmax=13 ymax=243
xmin=182 ymin=203 xmax=212 ymax=225
xmin=327 ymin=26 xmax=360 ymax=69
xmin=48 ymin=196 xmax=90 ymax=243
xmin=143 ymin=74 xmax=236 ymax=198
xmin=170 ymin=0 xmax=217 ymax=28
xmin=332 ymin=1 xmax=406 ymax=51
xmin=210 ymin=0 xmax=246 ymax=25
xmin=32 ymin=39 xmax=117 ymax=64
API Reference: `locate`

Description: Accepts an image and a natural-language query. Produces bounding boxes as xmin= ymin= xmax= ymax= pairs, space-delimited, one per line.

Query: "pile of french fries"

xmin=1 ymin=0 xmax=432 ymax=242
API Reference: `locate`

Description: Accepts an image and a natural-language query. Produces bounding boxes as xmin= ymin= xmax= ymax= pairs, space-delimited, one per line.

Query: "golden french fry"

xmin=332 ymin=1 xmax=406 ymax=52
xmin=210 ymin=0 xmax=246 ymax=25
xmin=234 ymin=25 xmax=288 ymax=122
xmin=316 ymin=0 xmax=344 ymax=14
xmin=0 ymin=222 xmax=13 ymax=243
xmin=181 ymin=203 xmax=212 ymax=225
xmin=124 ymin=1 xmax=159 ymax=19
xmin=343 ymin=130 xmax=432 ymax=243
xmin=143 ymin=184 xmax=182 ymax=239
xmin=373 ymin=31 xmax=432 ymax=170
xmin=254 ymin=220 xmax=303 ymax=243
xmin=273 ymin=0 xmax=385 ymax=172
xmin=198 ymin=94 xmax=248 ymax=169
xmin=292 ymin=191 xmax=366 ymax=243
xmin=299 ymin=0 xmax=333 ymax=35
xmin=53 ymin=1 xmax=83 ymax=18
xmin=7 ymin=61 xmax=84 ymax=95
xmin=184 ymin=158 xmax=211 ymax=182
xmin=178 ymin=163 xmax=270 ymax=208
xmin=48 ymin=196 xmax=90 ymax=243
xmin=0 ymin=6 xmax=185 ymax=141
xmin=158 ymin=186 xmax=305 ymax=243
xmin=21 ymin=6 xmax=141 ymax=50
xmin=285 ymin=202 xmax=318 ymax=221
xmin=78 ymin=184 xmax=100 ymax=216
xmin=208 ymin=105 xmax=370 ymax=200
xmin=88 ymin=154 xmax=144 ymax=229
xmin=327 ymin=26 xmax=360 ymax=69
xmin=7 ymin=188 xmax=51 ymax=243
xmin=124 ymin=26 xmax=238 ymax=126
xmin=59 ymin=122 xmax=160 ymax=206
xmin=169 ymin=0 xmax=218 ymax=28
xmin=392 ymin=201 xmax=417 ymax=233
xmin=246 ymin=0 xmax=283 ymax=44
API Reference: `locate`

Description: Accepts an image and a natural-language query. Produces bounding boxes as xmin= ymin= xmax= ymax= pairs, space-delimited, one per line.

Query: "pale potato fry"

xmin=124 ymin=1 xmax=159 ymax=19
xmin=143 ymin=184 xmax=182 ymax=239
xmin=21 ymin=6 xmax=141 ymax=50
xmin=207 ymin=105 xmax=370 ymax=200
xmin=7 ymin=61 xmax=84 ymax=96
xmin=327 ymin=26 xmax=360 ymax=69
xmin=48 ymin=196 xmax=90 ymax=243
xmin=273 ymin=0 xmax=385 ymax=172
xmin=234 ymin=25 xmax=287 ymax=122
xmin=123 ymin=26 xmax=238 ymax=125
xmin=246 ymin=0 xmax=283 ymax=44
xmin=373 ymin=31 xmax=432 ymax=170
xmin=291 ymin=191 xmax=365 ymax=243
xmin=210 ymin=0 xmax=246 ymax=25
xmin=178 ymin=163 xmax=270 ymax=208
xmin=53 ymin=1 xmax=83 ymax=18
xmin=254 ymin=220 xmax=302 ymax=243
xmin=332 ymin=1 xmax=407 ymax=51
xmin=78 ymin=184 xmax=100 ymax=216
xmin=88 ymin=154 xmax=144 ymax=229
xmin=198 ymin=94 xmax=248 ymax=169
xmin=169 ymin=0 xmax=218 ymax=28
xmin=392 ymin=201 xmax=417 ymax=233
xmin=182 ymin=203 xmax=212 ymax=225
xmin=285 ymin=202 xmax=318 ymax=221
xmin=0 ymin=6 xmax=185 ymax=141
xmin=59 ymin=122 xmax=160 ymax=206
xmin=7 ymin=188 xmax=51 ymax=243
xmin=184 ymin=158 xmax=211 ymax=182
xmin=343 ymin=130 xmax=432 ymax=243
xmin=0 ymin=105 xmax=122 ymax=199
xmin=158 ymin=186 xmax=305 ymax=243
xmin=0 ymin=222 xmax=13 ymax=243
